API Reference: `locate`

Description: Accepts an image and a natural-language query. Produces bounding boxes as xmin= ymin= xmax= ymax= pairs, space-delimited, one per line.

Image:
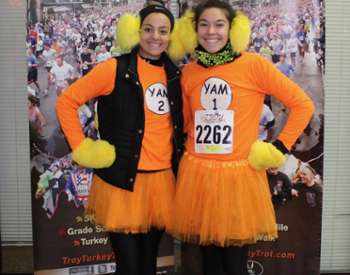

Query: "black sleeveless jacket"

xmin=94 ymin=47 xmax=184 ymax=191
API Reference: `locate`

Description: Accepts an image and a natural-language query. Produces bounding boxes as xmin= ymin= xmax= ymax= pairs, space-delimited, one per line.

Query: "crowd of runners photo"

xmin=27 ymin=0 xmax=324 ymax=237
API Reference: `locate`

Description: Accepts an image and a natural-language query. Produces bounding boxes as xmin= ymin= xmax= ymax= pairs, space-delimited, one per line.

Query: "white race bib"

xmin=194 ymin=110 xmax=234 ymax=154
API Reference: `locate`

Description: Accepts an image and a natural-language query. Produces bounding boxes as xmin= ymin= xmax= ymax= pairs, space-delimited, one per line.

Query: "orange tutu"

xmin=86 ymin=169 xmax=175 ymax=233
xmin=168 ymin=152 xmax=277 ymax=247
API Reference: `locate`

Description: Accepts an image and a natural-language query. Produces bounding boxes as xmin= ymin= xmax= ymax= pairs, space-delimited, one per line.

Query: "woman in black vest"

xmin=56 ymin=4 xmax=183 ymax=275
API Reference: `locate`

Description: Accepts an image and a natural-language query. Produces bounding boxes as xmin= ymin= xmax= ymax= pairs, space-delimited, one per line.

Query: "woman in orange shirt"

xmin=169 ymin=1 xmax=314 ymax=274
xmin=56 ymin=4 xmax=183 ymax=275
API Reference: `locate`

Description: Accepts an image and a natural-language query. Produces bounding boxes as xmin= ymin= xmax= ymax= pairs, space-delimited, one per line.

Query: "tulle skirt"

xmin=86 ymin=169 xmax=175 ymax=233
xmin=169 ymin=152 xmax=277 ymax=247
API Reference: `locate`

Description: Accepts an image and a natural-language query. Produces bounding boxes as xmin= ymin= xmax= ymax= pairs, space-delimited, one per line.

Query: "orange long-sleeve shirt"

xmin=56 ymin=56 xmax=173 ymax=170
xmin=181 ymin=52 xmax=314 ymax=160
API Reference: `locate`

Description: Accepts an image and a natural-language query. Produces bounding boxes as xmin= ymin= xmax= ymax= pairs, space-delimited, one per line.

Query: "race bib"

xmin=194 ymin=110 xmax=234 ymax=154
xmin=145 ymin=83 xmax=169 ymax=115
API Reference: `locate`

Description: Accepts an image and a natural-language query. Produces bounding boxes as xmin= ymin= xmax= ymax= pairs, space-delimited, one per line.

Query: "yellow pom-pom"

xmin=168 ymin=21 xmax=187 ymax=61
xmin=248 ymin=140 xmax=286 ymax=170
xmin=177 ymin=10 xmax=197 ymax=53
xmin=72 ymin=138 xmax=116 ymax=169
xmin=116 ymin=13 xmax=140 ymax=52
xmin=168 ymin=10 xmax=197 ymax=60
xmin=230 ymin=12 xmax=251 ymax=53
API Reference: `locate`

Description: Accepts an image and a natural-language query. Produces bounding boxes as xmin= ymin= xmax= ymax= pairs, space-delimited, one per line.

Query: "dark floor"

xmin=1 ymin=246 xmax=33 ymax=274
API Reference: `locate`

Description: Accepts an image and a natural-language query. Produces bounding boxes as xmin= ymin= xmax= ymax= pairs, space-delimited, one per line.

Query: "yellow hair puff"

xmin=177 ymin=10 xmax=198 ymax=53
xmin=168 ymin=21 xmax=187 ymax=61
xmin=248 ymin=140 xmax=286 ymax=170
xmin=72 ymin=138 xmax=116 ymax=169
xmin=168 ymin=10 xmax=197 ymax=60
xmin=229 ymin=12 xmax=251 ymax=53
xmin=116 ymin=13 xmax=140 ymax=52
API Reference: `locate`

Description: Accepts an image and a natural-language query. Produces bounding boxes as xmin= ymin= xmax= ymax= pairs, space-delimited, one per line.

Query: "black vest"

xmin=95 ymin=47 xmax=184 ymax=191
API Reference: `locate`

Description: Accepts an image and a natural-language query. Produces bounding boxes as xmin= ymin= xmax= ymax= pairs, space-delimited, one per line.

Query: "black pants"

xmin=109 ymin=228 xmax=163 ymax=275
xmin=201 ymin=245 xmax=249 ymax=275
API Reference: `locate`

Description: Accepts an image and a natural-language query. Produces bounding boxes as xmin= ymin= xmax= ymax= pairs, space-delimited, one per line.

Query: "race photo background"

xmin=26 ymin=0 xmax=324 ymax=274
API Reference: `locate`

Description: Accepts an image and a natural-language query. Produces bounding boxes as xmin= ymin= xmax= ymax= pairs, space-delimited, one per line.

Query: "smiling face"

xmin=197 ymin=7 xmax=230 ymax=54
xmin=139 ymin=12 xmax=171 ymax=59
xmin=299 ymin=168 xmax=315 ymax=185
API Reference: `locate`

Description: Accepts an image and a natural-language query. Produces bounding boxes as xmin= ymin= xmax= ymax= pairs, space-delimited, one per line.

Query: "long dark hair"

xmin=194 ymin=0 xmax=236 ymax=29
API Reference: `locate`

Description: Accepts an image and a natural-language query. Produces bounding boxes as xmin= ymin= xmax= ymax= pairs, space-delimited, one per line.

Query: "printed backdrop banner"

xmin=28 ymin=1 xmax=175 ymax=275
xmin=246 ymin=0 xmax=324 ymax=274
xmin=28 ymin=0 xmax=324 ymax=275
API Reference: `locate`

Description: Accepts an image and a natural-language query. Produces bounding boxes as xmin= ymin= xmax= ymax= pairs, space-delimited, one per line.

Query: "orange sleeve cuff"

xmin=56 ymin=58 xmax=117 ymax=150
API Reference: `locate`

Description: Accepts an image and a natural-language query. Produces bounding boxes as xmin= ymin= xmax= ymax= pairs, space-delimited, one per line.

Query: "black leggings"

xmin=202 ymin=245 xmax=249 ymax=275
xmin=109 ymin=228 xmax=163 ymax=275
